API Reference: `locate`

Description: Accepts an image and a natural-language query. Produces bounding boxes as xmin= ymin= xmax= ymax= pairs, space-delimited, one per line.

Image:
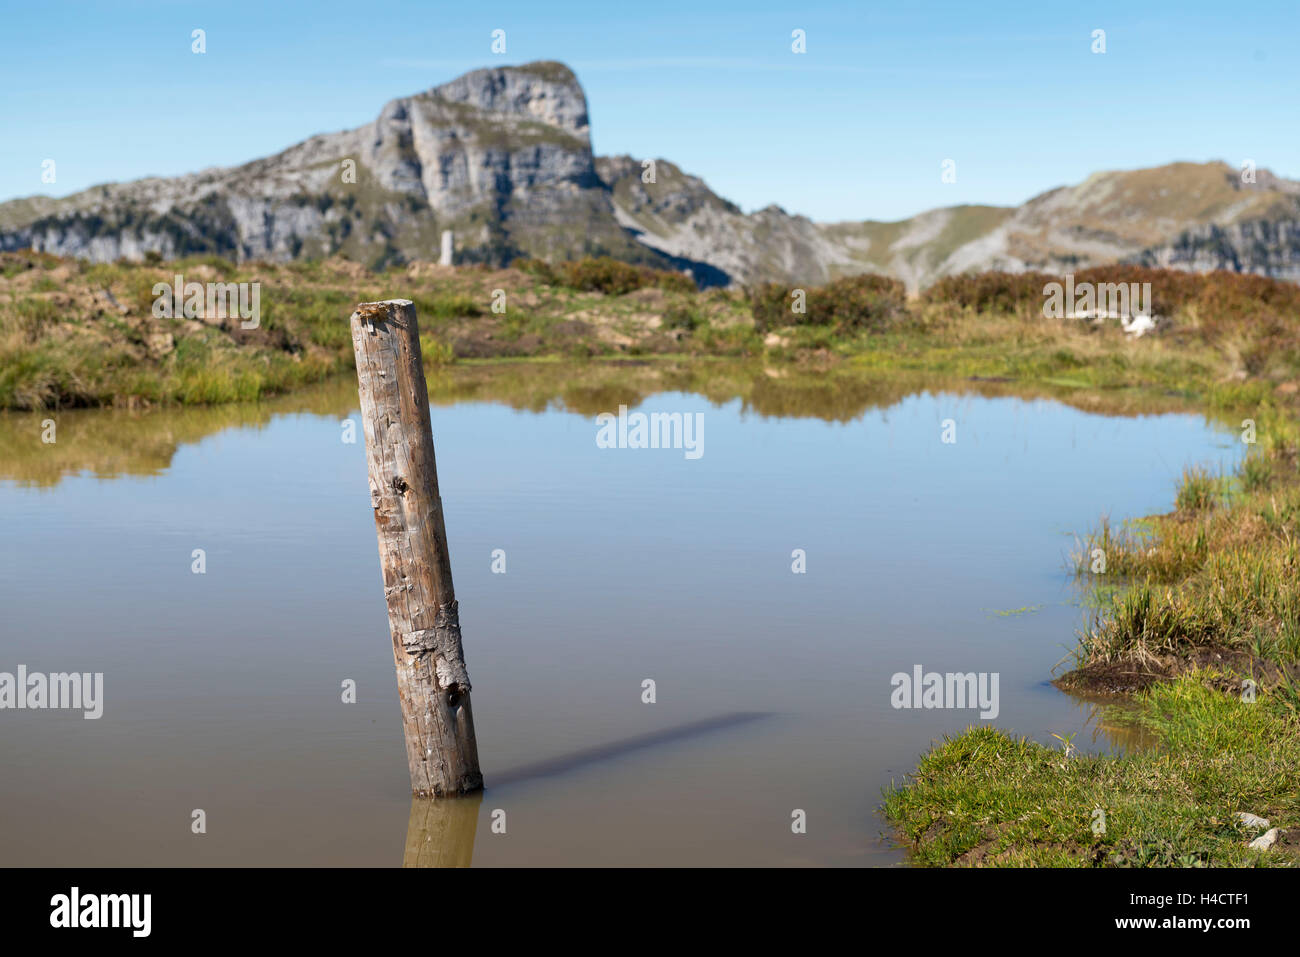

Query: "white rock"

xmin=1121 ymin=313 xmax=1158 ymax=337
xmin=1237 ymin=811 xmax=1270 ymax=829
xmin=1248 ymin=827 xmax=1279 ymax=851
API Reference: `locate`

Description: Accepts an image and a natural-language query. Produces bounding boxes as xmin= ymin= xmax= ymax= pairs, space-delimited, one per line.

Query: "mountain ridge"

xmin=3 ymin=61 xmax=1299 ymax=290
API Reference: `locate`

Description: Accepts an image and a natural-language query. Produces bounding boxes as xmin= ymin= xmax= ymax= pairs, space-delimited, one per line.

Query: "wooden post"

xmin=351 ymin=299 xmax=483 ymax=797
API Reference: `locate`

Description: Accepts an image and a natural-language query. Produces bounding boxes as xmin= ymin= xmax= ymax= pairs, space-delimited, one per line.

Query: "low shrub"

xmin=749 ymin=273 xmax=906 ymax=333
xmin=514 ymin=255 xmax=697 ymax=296
xmin=921 ymin=271 xmax=1056 ymax=314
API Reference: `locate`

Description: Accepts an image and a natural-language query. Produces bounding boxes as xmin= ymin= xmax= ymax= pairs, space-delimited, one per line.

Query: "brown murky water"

xmin=0 ymin=363 xmax=1239 ymax=865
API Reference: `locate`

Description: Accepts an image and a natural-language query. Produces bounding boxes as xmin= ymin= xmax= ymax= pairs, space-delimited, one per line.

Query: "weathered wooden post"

xmin=351 ymin=299 xmax=483 ymax=796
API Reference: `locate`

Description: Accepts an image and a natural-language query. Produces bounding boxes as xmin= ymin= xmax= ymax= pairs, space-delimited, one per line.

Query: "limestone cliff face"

xmin=3 ymin=62 xmax=1299 ymax=290
xmin=360 ymin=62 xmax=597 ymax=213
xmin=1137 ymin=219 xmax=1300 ymax=280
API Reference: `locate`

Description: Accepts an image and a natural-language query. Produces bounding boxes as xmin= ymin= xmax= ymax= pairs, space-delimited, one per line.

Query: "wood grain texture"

xmin=351 ymin=299 xmax=483 ymax=797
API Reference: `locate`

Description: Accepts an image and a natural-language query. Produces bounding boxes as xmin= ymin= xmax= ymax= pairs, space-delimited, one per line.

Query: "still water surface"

xmin=0 ymin=365 xmax=1240 ymax=865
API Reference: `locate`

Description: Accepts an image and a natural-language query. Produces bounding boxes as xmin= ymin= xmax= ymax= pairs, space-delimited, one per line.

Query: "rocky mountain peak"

xmin=420 ymin=61 xmax=590 ymax=139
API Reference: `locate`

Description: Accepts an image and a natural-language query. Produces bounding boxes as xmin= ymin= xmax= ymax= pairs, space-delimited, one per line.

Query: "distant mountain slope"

xmin=596 ymin=155 xmax=846 ymax=287
xmin=2 ymin=61 xmax=1298 ymax=290
xmin=818 ymin=162 xmax=1300 ymax=290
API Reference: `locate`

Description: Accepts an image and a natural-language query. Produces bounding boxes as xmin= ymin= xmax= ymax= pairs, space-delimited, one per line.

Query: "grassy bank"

xmin=883 ymin=674 xmax=1300 ymax=866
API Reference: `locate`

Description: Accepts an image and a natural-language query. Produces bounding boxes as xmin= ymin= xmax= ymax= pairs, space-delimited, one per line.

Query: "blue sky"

xmin=0 ymin=0 xmax=1295 ymax=222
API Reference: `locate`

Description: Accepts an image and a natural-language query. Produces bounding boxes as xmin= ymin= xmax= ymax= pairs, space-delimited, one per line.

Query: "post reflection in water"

xmin=403 ymin=793 xmax=483 ymax=868
xmin=398 ymin=713 xmax=773 ymax=866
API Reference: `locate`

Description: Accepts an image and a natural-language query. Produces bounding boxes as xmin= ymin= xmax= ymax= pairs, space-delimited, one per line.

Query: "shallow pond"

xmin=0 ymin=363 xmax=1241 ymax=865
